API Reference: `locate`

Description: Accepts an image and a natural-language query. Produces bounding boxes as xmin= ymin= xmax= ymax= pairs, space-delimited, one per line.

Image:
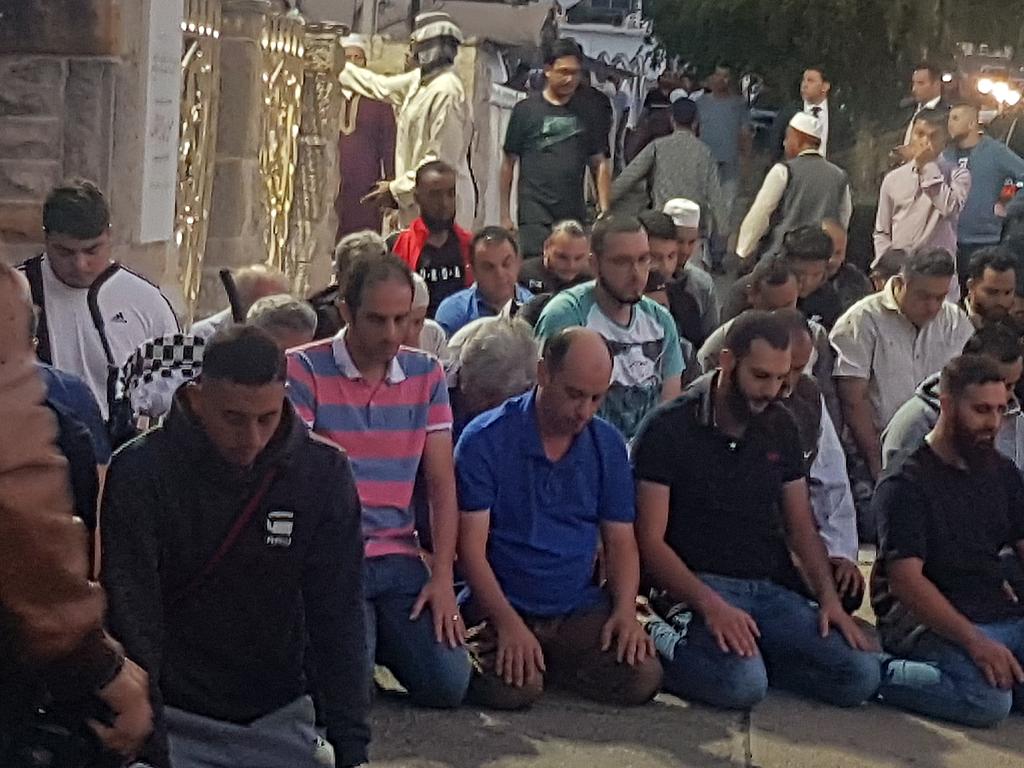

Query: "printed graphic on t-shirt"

xmin=585 ymin=304 xmax=667 ymax=439
xmin=538 ymin=115 xmax=584 ymax=150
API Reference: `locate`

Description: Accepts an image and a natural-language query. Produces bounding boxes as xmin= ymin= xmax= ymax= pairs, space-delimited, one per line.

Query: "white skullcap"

xmin=412 ymin=272 xmax=430 ymax=310
xmin=789 ymin=111 xmax=824 ymax=140
xmin=341 ymin=34 xmax=369 ymax=54
xmin=662 ymin=198 xmax=701 ymax=229
xmin=669 ymin=88 xmax=688 ymax=103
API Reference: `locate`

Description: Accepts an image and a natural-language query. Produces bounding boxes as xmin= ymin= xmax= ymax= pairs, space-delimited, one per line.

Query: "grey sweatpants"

xmin=164 ymin=695 xmax=335 ymax=768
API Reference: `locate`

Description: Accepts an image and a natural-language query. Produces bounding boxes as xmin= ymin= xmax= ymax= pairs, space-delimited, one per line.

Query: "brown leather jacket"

xmin=0 ymin=264 xmax=121 ymax=699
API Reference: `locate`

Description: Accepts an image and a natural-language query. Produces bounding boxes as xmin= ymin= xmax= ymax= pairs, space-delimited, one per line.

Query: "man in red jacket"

xmin=392 ymin=160 xmax=473 ymax=317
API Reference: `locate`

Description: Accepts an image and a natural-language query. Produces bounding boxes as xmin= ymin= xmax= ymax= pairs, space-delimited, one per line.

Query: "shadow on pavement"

xmin=370 ymin=689 xmax=747 ymax=768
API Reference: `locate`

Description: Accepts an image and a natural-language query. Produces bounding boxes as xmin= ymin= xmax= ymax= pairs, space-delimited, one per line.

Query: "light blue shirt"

xmin=435 ymin=283 xmax=533 ymax=337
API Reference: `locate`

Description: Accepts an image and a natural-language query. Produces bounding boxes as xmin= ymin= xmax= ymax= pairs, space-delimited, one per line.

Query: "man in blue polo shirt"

xmin=454 ymin=327 xmax=662 ymax=709
xmin=435 ymin=226 xmax=533 ymax=336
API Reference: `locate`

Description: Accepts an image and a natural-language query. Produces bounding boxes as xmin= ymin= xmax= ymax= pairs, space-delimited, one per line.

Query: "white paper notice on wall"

xmin=139 ymin=0 xmax=184 ymax=243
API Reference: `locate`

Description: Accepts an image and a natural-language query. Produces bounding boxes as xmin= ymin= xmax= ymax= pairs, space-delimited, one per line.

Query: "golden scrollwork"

xmin=258 ymin=12 xmax=305 ymax=275
xmin=175 ymin=0 xmax=222 ymax=326
xmin=284 ymin=21 xmax=348 ymax=296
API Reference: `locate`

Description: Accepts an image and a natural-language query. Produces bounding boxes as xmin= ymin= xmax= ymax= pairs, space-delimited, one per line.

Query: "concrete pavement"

xmin=369 ymin=688 xmax=1024 ymax=768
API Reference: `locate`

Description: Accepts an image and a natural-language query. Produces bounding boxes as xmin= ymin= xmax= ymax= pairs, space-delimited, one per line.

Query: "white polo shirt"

xmin=34 ymin=256 xmax=179 ymax=418
xmin=829 ymin=278 xmax=974 ymax=431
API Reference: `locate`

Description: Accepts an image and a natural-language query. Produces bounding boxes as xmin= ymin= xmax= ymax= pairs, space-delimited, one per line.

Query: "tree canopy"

xmin=650 ymin=0 xmax=1023 ymax=123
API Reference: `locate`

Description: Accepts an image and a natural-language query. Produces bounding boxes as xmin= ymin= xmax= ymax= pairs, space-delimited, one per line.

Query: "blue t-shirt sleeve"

xmin=454 ymin=424 xmax=497 ymax=512
xmin=597 ymin=425 xmax=636 ymax=524
xmin=434 ymin=295 xmax=462 ymax=337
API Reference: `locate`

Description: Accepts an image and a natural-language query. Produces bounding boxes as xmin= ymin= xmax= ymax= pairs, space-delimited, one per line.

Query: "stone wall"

xmin=0 ymin=0 xmax=176 ymax=291
xmin=198 ymin=0 xmax=272 ymax=317
xmin=0 ymin=56 xmax=117 ymax=265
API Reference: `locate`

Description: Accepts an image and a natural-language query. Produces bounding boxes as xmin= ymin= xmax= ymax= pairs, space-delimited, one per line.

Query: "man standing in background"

xmin=945 ymin=102 xmax=1024 ymax=284
xmin=501 ymin=39 xmax=609 ymax=258
xmin=697 ymin=63 xmax=752 ymax=272
xmin=339 ymin=12 xmax=474 ymax=230
xmin=335 ymin=34 xmax=397 ymax=240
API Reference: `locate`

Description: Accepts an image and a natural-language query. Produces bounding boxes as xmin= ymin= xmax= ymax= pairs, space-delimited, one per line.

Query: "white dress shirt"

xmin=903 ymin=95 xmax=942 ymax=145
xmin=804 ymin=98 xmax=829 ymax=157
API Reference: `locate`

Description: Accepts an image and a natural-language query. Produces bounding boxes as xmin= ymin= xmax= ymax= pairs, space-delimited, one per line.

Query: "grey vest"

xmin=765 ymin=153 xmax=849 ymax=257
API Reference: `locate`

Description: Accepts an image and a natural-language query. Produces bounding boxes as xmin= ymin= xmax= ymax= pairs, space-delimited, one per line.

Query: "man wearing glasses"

xmin=535 ymin=215 xmax=683 ymax=441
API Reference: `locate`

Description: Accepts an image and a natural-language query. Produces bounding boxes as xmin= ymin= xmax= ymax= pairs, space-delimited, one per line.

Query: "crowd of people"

xmin=4 ymin=22 xmax=1024 ymax=768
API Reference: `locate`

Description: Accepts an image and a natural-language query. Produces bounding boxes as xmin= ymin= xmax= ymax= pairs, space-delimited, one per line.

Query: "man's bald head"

xmin=537 ymin=327 xmax=614 ymax=436
xmin=544 ymin=327 xmax=612 ymax=373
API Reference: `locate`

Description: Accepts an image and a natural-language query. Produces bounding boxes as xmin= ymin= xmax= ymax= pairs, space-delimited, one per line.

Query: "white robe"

xmin=338 ymin=64 xmax=475 ymax=230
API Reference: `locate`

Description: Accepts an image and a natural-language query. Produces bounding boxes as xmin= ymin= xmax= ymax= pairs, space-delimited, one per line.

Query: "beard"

xmin=952 ymin=417 xmax=1000 ymax=471
xmin=422 ymin=213 xmax=453 ymax=234
xmin=597 ymin=273 xmax=642 ymax=307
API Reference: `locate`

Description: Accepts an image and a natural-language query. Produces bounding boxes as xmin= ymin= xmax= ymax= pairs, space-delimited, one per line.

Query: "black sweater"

xmin=101 ymin=393 xmax=369 ymax=767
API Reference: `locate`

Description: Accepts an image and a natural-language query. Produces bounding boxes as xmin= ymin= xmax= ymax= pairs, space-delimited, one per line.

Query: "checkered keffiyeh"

xmin=115 ymin=334 xmax=206 ymax=418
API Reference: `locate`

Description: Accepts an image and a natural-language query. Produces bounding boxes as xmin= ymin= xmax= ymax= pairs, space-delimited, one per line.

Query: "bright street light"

xmin=978 ymin=77 xmax=994 ymax=94
xmin=1006 ymin=90 xmax=1022 ymax=107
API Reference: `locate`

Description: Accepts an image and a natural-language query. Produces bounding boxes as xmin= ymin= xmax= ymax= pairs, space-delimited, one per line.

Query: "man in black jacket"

xmin=101 ymin=325 xmax=369 ymax=768
xmin=769 ymin=66 xmax=852 ymax=163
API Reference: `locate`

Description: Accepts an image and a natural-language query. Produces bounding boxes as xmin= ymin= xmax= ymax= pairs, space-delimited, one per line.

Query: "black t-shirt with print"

xmin=417 ymin=234 xmax=465 ymax=319
xmin=873 ymin=443 xmax=1024 ymax=651
xmin=632 ymin=373 xmax=805 ymax=583
xmin=504 ymin=93 xmax=602 ymax=227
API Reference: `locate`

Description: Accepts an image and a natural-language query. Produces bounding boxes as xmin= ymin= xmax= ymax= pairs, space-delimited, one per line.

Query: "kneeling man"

xmin=633 ymin=311 xmax=879 ymax=710
xmin=874 ymin=354 xmax=1024 ymax=727
xmin=455 ymin=327 xmax=663 ymax=709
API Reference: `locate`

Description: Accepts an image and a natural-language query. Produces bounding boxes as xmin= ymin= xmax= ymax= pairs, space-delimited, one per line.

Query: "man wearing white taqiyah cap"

xmin=736 ymin=111 xmax=852 ymax=266
xmin=337 ymin=12 xmax=474 ymax=231
xmin=662 ymin=198 xmax=721 ymax=340
xmin=335 ymin=34 xmax=397 ymax=239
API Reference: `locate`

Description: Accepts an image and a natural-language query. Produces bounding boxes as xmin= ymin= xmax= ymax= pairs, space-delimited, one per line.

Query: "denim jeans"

xmin=647 ymin=574 xmax=880 ymax=709
xmin=363 ymin=554 xmax=471 ymax=708
xmin=879 ymin=618 xmax=1024 ymax=727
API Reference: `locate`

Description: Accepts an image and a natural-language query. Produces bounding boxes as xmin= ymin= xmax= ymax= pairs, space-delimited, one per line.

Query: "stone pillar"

xmin=200 ymin=0 xmax=272 ymax=317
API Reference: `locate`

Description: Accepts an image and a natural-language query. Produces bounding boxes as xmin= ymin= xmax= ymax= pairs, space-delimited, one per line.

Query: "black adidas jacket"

xmin=100 ymin=390 xmax=369 ymax=767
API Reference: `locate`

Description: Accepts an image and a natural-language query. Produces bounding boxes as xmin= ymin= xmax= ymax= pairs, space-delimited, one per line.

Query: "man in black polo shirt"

xmin=517 ymin=219 xmax=590 ymax=295
xmin=633 ymin=311 xmax=879 ymax=710
xmin=873 ymin=354 xmax=1024 ymax=727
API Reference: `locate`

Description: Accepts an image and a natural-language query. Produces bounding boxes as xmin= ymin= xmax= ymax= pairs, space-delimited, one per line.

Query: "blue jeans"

xmin=363 ymin=555 xmax=471 ymax=708
xmin=648 ymin=574 xmax=880 ymax=709
xmin=879 ymin=618 xmax=1024 ymax=727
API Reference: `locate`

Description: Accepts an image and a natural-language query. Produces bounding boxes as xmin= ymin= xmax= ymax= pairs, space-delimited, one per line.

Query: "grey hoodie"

xmin=881 ymin=372 xmax=1024 ymax=473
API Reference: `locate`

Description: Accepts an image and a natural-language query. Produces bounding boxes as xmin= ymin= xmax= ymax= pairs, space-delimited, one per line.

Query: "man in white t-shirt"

xmin=20 ymin=179 xmax=179 ymax=420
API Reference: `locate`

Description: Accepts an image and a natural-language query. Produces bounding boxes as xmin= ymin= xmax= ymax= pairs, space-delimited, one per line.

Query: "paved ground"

xmin=369 ymin=686 xmax=1024 ymax=768
xmin=368 ymin=553 xmax=1024 ymax=768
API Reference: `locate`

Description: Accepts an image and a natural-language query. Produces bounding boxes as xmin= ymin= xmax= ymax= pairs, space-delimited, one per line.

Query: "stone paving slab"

xmin=371 ymin=692 xmax=748 ymax=768
xmin=369 ymin=688 xmax=1024 ymax=768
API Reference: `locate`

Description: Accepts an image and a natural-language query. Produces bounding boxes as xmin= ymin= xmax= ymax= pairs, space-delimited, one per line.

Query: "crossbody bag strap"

xmin=167 ymin=469 xmax=278 ymax=608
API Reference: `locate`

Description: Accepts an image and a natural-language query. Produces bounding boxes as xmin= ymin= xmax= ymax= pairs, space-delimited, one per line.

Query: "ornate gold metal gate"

xmin=285 ymin=21 xmax=347 ymax=296
xmin=258 ymin=12 xmax=305 ymax=275
xmin=175 ymin=0 xmax=222 ymax=326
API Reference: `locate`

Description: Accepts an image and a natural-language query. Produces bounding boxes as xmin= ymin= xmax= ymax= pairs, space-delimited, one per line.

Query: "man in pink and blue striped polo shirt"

xmin=287 ymin=252 xmax=471 ymax=709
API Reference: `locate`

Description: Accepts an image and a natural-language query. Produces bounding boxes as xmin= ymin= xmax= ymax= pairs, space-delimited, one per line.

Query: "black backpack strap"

xmin=23 ymin=255 xmax=51 ymax=363
xmin=85 ymin=263 xmax=123 ymax=423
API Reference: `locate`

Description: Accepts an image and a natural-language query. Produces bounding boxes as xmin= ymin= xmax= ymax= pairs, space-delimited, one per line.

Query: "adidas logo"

xmin=111 ymin=311 xmax=128 ymax=324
